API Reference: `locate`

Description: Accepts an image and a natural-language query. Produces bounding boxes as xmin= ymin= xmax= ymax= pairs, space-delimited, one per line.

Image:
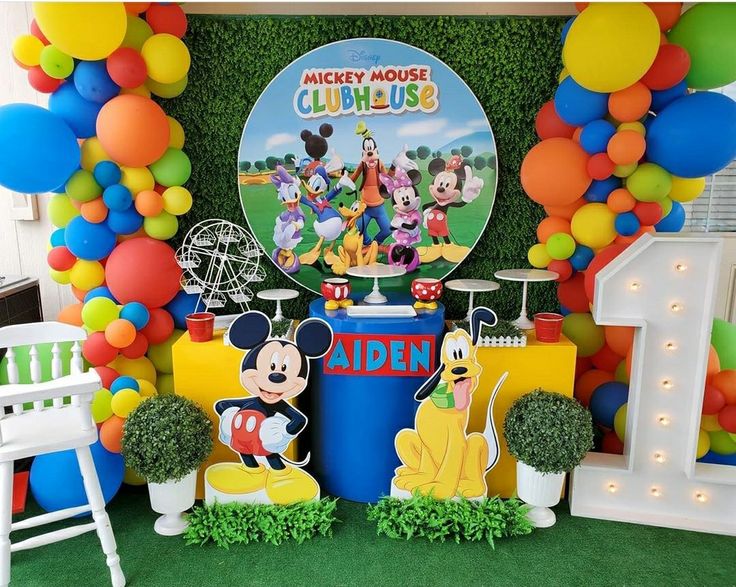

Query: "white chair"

xmin=0 ymin=322 xmax=124 ymax=587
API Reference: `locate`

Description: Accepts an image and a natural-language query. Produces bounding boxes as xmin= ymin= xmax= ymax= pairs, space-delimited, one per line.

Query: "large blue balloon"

xmin=580 ymin=119 xmax=616 ymax=155
xmin=647 ymin=92 xmax=736 ymax=178
xmin=48 ymin=83 xmax=103 ymax=139
xmin=64 ymin=216 xmax=117 ymax=260
xmin=0 ymin=104 xmax=79 ymax=193
xmin=650 ymin=80 xmax=687 ymax=113
xmin=30 ymin=440 xmax=124 ymax=513
xmin=590 ymin=381 xmax=628 ymax=429
xmin=106 ymin=207 xmax=143 ymax=235
xmin=554 ymin=76 xmax=609 ymax=127
xmin=165 ymin=290 xmax=204 ymax=329
xmin=73 ymin=60 xmax=120 ymax=104
xmin=699 ymin=451 xmax=736 ymax=466
xmin=655 ymin=201 xmax=686 ymax=232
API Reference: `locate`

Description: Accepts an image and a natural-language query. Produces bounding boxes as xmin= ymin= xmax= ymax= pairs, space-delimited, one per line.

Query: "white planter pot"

xmin=148 ymin=469 xmax=197 ymax=536
xmin=516 ymin=461 xmax=565 ymax=528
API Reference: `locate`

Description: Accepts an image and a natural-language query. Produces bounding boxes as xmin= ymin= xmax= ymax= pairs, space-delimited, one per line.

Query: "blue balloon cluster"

xmin=590 ymin=382 xmax=628 ymax=429
xmin=48 ymin=83 xmax=102 ymax=139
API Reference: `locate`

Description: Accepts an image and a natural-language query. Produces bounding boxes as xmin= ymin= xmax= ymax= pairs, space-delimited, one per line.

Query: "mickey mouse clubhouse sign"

xmin=238 ymin=39 xmax=498 ymax=296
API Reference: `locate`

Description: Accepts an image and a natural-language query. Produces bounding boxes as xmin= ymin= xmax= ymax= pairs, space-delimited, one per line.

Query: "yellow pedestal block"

xmin=467 ymin=331 xmax=576 ymax=498
xmin=172 ymin=330 xmax=297 ymax=498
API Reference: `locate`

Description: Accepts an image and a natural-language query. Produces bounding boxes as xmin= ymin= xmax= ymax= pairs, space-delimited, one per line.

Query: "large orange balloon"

xmin=608 ymin=82 xmax=652 ymax=123
xmin=575 ymin=369 xmax=614 ymax=407
xmin=604 ymin=325 xmax=635 ymax=357
xmin=544 ymin=198 xmax=586 ymax=221
xmin=96 ymin=95 xmax=170 ymax=167
xmin=536 ymin=216 xmax=571 ymax=243
xmin=521 ymin=138 xmax=591 ymax=206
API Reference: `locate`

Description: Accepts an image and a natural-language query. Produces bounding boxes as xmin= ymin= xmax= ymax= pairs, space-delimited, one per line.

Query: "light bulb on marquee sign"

xmin=570 ymin=234 xmax=736 ymax=536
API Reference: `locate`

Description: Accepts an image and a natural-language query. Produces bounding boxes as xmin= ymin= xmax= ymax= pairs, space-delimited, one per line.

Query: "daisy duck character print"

xmin=271 ymin=166 xmax=305 ymax=274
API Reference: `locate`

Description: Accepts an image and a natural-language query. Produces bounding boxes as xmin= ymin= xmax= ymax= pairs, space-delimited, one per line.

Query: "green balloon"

xmin=149 ymin=148 xmax=191 ymax=187
xmin=659 ymin=196 xmax=673 ymax=218
xmin=626 ymin=163 xmax=672 ymax=202
xmin=66 ymin=169 xmax=101 ymax=202
xmin=614 ymin=359 xmax=629 ymax=384
xmin=92 ymin=389 xmax=114 ymax=423
xmin=147 ymin=329 xmax=184 ymax=374
xmin=562 ymin=313 xmax=605 ymax=358
xmin=546 ymin=232 xmax=576 ymax=260
xmin=156 ymin=373 xmax=175 ymax=395
xmin=48 ymin=194 xmax=79 ymax=227
xmin=122 ymin=15 xmax=153 ymax=52
xmin=669 ymin=3 xmax=736 ymax=90
xmin=40 ymin=44 xmax=74 ymax=80
xmin=709 ymin=430 xmax=736 ymax=456
xmin=144 ymin=210 xmax=179 ymax=240
xmin=712 ymin=318 xmax=736 ymax=369
xmin=147 ymin=75 xmax=188 ymax=99
xmin=81 ymin=297 xmax=120 ymax=332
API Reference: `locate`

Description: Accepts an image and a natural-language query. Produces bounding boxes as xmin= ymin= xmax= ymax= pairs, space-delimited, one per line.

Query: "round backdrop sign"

xmin=238 ymin=38 xmax=497 ymax=296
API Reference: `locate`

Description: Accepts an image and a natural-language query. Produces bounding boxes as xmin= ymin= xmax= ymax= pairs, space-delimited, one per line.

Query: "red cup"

xmin=321 ymin=278 xmax=351 ymax=302
xmin=411 ymin=278 xmax=443 ymax=303
xmin=186 ymin=312 xmax=215 ymax=342
xmin=534 ymin=312 xmax=564 ymax=343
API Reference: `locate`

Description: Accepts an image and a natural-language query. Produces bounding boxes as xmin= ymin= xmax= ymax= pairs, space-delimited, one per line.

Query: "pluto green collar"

xmin=430 ymin=382 xmax=454 ymax=409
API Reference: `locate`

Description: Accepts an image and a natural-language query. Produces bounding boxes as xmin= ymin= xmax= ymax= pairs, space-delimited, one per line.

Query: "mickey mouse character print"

xmin=204 ymin=311 xmax=333 ymax=505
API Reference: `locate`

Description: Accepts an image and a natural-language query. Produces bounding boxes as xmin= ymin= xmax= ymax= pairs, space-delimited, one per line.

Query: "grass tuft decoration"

xmin=366 ymin=494 xmax=533 ymax=546
xmin=184 ymin=498 xmax=339 ymax=548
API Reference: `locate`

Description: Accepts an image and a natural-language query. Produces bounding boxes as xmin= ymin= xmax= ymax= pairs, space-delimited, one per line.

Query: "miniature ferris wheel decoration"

xmin=176 ymin=219 xmax=265 ymax=311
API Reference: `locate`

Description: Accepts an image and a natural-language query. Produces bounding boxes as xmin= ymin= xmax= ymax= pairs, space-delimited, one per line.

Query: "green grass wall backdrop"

xmin=167 ymin=15 xmax=565 ymax=319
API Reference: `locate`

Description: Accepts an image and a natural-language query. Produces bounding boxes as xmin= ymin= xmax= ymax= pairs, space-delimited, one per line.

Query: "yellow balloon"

xmin=120 ymin=85 xmax=151 ymax=98
xmin=528 ymin=243 xmax=551 ymax=268
xmin=669 ymin=176 xmax=705 ymax=203
xmin=110 ymin=355 xmax=157 ymax=385
xmin=122 ymin=15 xmax=153 ymax=51
xmin=120 ymin=166 xmax=155 ymax=195
xmin=123 ymin=466 xmax=147 ymax=486
xmin=80 ymin=138 xmax=110 ymax=171
xmin=147 ymin=75 xmax=188 ymax=99
xmin=613 ymin=162 xmax=638 ymax=178
xmin=697 ymin=428 xmax=710 ymax=459
xmin=558 ymin=67 xmax=569 ymax=83
xmin=49 ymin=268 xmax=71 ymax=285
xmin=562 ymin=3 xmax=660 ymax=92
xmin=162 ymin=186 xmax=192 ymax=215
xmin=571 ymin=203 xmax=617 ymax=249
xmin=617 ymin=121 xmax=646 ymax=136
xmin=13 ymin=34 xmax=44 ymax=67
xmin=69 ymin=259 xmax=105 ymax=290
xmin=141 ymin=34 xmax=191 ymax=84
xmin=33 ymin=2 xmax=127 ymax=60
xmin=614 ymin=403 xmax=627 ymax=442
xmin=167 ymin=117 xmax=185 ymax=149
xmin=136 ymin=379 xmax=157 ymax=398
xmin=111 ymin=388 xmax=142 ymax=418
xmin=47 ymin=194 xmax=79 ymax=227
xmin=700 ymin=414 xmax=722 ymax=432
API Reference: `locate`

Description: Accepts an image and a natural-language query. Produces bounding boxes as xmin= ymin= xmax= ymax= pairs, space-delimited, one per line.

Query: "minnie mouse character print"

xmin=379 ymin=167 xmax=423 ymax=247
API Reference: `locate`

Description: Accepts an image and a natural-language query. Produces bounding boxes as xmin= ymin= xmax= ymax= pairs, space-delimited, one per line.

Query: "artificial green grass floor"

xmin=10 ymin=486 xmax=736 ymax=587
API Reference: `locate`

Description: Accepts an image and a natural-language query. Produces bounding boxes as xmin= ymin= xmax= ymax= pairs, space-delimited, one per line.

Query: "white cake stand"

xmin=445 ymin=279 xmax=500 ymax=321
xmin=256 ymin=288 xmax=299 ymax=321
xmin=346 ymin=264 xmax=406 ymax=304
xmin=494 ymin=269 xmax=559 ymax=330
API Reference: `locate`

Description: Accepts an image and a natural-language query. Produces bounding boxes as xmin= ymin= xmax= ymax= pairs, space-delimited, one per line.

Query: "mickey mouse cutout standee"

xmin=204 ymin=311 xmax=333 ymax=505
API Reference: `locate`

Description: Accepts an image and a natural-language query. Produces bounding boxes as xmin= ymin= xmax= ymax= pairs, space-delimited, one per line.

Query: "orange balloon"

xmin=124 ymin=2 xmax=150 ymax=14
xmin=575 ymin=2 xmax=589 ymax=12
xmin=135 ymin=190 xmax=164 ymax=217
xmin=105 ymin=318 xmax=137 ymax=349
xmin=572 ymin=126 xmax=583 ymax=143
xmin=607 ymin=130 xmax=646 ymax=166
xmin=625 ymin=346 xmax=633 ymax=378
xmin=712 ymin=370 xmax=736 ymax=404
xmin=645 ymin=2 xmax=682 ymax=31
xmin=521 ymin=138 xmax=592 ymax=206
xmin=575 ymin=369 xmax=614 ymax=407
xmin=80 ymin=197 xmax=109 ymax=224
xmin=536 ymin=216 xmax=571 ymax=243
xmin=96 ymin=95 xmax=170 ymax=168
xmin=70 ymin=285 xmax=87 ymax=302
xmin=100 ymin=415 xmax=125 ymax=453
xmin=544 ymin=197 xmax=586 ymax=221
xmin=707 ymin=346 xmax=721 ymax=381
xmin=608 ymin=83 xmax=652 ymax=123
xmin=118 ymin=227 xmax=147 ymax=242
xmin=58 ymin=303 xmax=83 ymax=326
xmin=607 ymin=188 xmax=637 ymax=213
xmin=604 ymin=325 xmax=635 ymax=357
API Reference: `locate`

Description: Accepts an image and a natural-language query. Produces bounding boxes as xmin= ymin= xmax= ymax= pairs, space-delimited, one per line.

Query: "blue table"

xmin=308 ymin=297 xmax=446 ymax=502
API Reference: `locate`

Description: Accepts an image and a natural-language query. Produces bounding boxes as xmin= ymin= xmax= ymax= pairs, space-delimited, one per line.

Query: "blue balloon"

xmin=50 ymin=228 xmax=66 ymax=247
xmin=615 ymin=212 xmax=640 ymax=237
xmin=569 ymin=244 xmax=594 ymax=271
xmin=165 ymin=290 xmax=204 ymax=330
xmin=102 ymin=184 xmax=132 ymax=211
xmin=655 ymin=200 xmax=686 ymax=232
xmin=650 ymin=80 xmax=687 ymax=113
xmin=0 ymin=104 xmax=79 ymax=193
xmin=560 ymin=17 xmax=575 ymax=45
xmin=107 ymin=207 xmax=143 ymax=235
xmin=554 ymin=77 xmax=609 ymax=127
xmin=84 ymin=285 xmax=118 ymax=304
xmin=559 ymin=304 xmax=571 ymax=316
xmin=30 ymin=440 xmax=124 ymax=513
xmin=48 ymin=83 xmax=103 ymax=139
xmin=580 ymin=119 xmax=616 ymax=155
xmin=110 ymin=376 xmax=140 ymax=394
xmin=73 ymin=60 xmax=119 ymax=104
xmin=590 ymin=382 xmax=628 ymax=429
xmin=585 ymin=177 xmax=620 ymax=203
xmin=64 ymin=216 xmax=116 ymax=261
xmin=94 ymin=160 xmax=121 ymax=188
xmin=699 ymin=451 xmax=736 ymax=466
xmin=120 ymin=302 xmax=150 ymax=330
xmin=647 ymin=92 xmax=736 ymax=178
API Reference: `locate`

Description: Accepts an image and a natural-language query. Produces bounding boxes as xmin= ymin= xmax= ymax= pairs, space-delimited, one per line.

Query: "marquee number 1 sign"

xmin=570 ymin=234 xmax=736 ymax=536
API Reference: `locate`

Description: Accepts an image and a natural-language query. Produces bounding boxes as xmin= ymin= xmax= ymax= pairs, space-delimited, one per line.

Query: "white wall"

xmin=0 ymin=2 xmax=74 ymax=320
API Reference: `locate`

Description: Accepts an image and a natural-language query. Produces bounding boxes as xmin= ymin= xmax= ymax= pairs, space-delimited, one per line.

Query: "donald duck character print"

xmin=205 ymin=311 xmax=333 ymax=505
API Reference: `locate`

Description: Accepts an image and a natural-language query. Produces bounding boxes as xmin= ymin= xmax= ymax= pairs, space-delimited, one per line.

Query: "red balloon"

xmin=120 ymin=332 xmax=149 ymax=359
xmin=591 ymin=344 xmax=623 ymax=373
xmin=30 ymin=19 xmax=49 ymax=44
xmin=584 ymin=244 xmax=629 ymax=303
xmin=557 ymin=273 xmax=589 ymax=313
xmin=105 ymin=238 xmax=182 ymax=308
xmin=575 ymin=356 xmax=593 ymax=380
xmin=633 ymin=201 xmax=663 ymax=226
xmin=548 ymin=259 xmax=573 ymax=282
xmin=702 ymin=384 xmax=726 ymax=415
xmin=47 ymin=246 xmax=77 ymax=271
xmin=645 ymin=2 xmax=682 ymax=32
xmin=83 ymin=332 xmax=118 ymax=367
xmin=587 ymin=153 xmax=615 ymax=180
xmin=94 ymin=366 xmax=119 ymax=389
xmin=601 ymin=431 xmax=624 ymax=454
xmin=106 ymin=48 xmax=148 ymax=89
xmin=145 ymin=3 xmax=188 ymax=38
xmin=535 ymin=100 xmax=576 ymax=140
xmin=28 ymin=66 xmax=62 ymax=93
xmin=718 ymin=405 xmax=736 ymax=434
xmin=641 ymin=43 xmax=690 ymax=91
xmin=141 ymin=308 xmax=174 ymax=344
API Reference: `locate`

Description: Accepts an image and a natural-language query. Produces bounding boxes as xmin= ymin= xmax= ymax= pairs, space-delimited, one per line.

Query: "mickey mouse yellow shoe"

xmin=205 ymin=463 xmax=267 ymax=495
xmin=441 ymin=242 xmax=470 ymax=263
xmin=265 ymin=466 xmax=320 ymax=504
xmin=418 ymin=244 xmax=442 ymax=263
